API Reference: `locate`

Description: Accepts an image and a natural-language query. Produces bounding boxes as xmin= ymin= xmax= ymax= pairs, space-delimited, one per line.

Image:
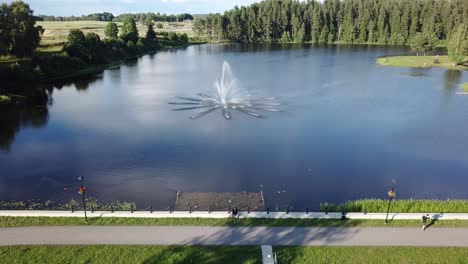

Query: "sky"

xmin=4 ymin=0 xmax=261 ymax=16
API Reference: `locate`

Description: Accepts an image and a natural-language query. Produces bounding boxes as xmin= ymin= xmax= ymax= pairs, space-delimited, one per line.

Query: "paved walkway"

xmin=1 ymin=210 xmax=468 ymax=220
xmin=1 ymin=226 xmax=468 ymax=246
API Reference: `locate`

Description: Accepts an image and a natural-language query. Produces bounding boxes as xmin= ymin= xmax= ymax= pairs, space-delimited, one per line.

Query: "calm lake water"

xmin=1 ymin=44 xmax=468 ymax=210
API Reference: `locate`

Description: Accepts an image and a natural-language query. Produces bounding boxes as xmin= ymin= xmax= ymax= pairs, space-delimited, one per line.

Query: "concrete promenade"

xmin=1 ymin=226 xmax=468 ymax=246
xmin=1 ymin=210 xmax=468 ymax=220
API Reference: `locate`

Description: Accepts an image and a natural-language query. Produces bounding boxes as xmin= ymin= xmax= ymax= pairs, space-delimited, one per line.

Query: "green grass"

xmin=321 ymin=199 xmax=468 ymax=213
xmin=376 ymin=55 xmax=468 ymax=70
xmin=3 ymin=217 xmax=468 ymax=228
xmin=0 ymin=245 xmax=260 ymax=264
xmin=276 ymin=246 xmax=468 ymax=263
xmin=2 ymin=246 xmax=468 ymax=263
xmin=461 ymin=83 xmax=468 ymax=91
xmin=0 ymin=95 xmax=11 ymax=103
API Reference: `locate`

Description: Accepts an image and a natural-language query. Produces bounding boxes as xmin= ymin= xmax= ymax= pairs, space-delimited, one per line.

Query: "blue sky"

xmin=4 ymin=0 xmax=261 ymax=16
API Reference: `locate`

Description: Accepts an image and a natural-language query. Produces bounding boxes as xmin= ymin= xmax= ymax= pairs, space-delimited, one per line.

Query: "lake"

xmin=1 ymin=44 xmax=467 ymax=210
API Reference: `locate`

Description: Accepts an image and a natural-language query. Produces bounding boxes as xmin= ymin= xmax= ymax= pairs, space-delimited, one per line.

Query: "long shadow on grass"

xmin=142 ymin=246 xmax=261 ymax=264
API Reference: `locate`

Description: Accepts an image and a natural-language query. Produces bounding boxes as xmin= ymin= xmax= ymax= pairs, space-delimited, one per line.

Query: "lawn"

xmin=321 ymin=199 xmax=468 ymax=213
xmin=37 ymin=21 xmax=194 ymax=46
xmin=276 ymin=246 xmax=468 ymax=263
xmin=376 ymin=55 xmax=468 ymax=70
xmin=1 ymin=246 xmax=468 ymax=263
xmin=0 ymin=245 xmax=260 ymax=264
xmin=3 ymin=217 xmax=468 ymax=228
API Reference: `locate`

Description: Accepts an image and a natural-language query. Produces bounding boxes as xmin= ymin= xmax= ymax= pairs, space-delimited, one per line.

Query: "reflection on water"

xmin=1 ymin=44 xmax=468 ymax=209
xmin=0 ymin=103 xmax=48 ymax=151
xmin=0 ymin=74 xmax=102 ymax=151
xmin=444 ymin=69 xmax=462 ymax=91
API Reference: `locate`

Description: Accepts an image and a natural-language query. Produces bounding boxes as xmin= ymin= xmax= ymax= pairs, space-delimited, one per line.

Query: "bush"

xmin=179 ymin=33 xmax=189 ymax=43
xmin=168 ymin=32 xmax=179 ymax=42
xmin=35 ymin=54 xmax=87 ymax=78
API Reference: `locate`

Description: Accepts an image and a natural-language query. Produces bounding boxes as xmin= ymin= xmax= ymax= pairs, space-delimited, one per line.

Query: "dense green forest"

xmin=194 ymin=0 xmax=467 ymax=45
xmin=38 ymin=12 xmax=194 ymax=24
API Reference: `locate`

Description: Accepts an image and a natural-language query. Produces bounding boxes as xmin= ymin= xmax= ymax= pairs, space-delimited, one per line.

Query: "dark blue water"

xmin=1 ymin=44 xmax=468 ymax=210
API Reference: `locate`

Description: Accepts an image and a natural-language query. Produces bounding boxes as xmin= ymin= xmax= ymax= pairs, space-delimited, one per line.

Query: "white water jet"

xmin=170 ymin=61 xmax=281 ymax=119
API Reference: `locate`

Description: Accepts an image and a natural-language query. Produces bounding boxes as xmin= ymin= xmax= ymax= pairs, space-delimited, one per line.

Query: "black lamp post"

xmin=78 ymin=176 xmax=88 ymax=222
xmin=385 ymin=180 xmax=397 ymax=224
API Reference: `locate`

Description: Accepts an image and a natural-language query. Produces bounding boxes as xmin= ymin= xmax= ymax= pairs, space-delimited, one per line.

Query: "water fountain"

xmin=169 ymin=62 xmax=282 ymax=119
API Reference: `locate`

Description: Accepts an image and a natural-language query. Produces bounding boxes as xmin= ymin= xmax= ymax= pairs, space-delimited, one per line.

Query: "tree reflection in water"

xmin=0 ymin=74 xmax=102 ymax=151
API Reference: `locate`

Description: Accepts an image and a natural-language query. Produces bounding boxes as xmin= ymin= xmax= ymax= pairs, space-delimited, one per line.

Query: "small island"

xmin=461 ymin=83 xmax=468 ymax=90
xmin=377 ymin=26 xmax=467 ymax=70
xmin=376 ymin=56 xmax=468 ymax=70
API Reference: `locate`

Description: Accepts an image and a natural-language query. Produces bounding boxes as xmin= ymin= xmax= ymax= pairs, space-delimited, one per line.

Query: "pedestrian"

xmin=232 ymin=207 xmax=238 ymax=218
xmin=422 ymin=214 xmax=430 ymax=231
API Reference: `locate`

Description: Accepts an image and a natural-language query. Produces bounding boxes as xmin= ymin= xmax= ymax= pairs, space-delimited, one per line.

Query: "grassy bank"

xmin=1 ymin=246 xmax=468 ymax=263
xmin=276 ymin=246 xmax=468 ymax=263
xmin=3 ymin=217 xmax=468 ymax=228
xmin=376 ymin=55 xmax=468 ymax=70
xmin=461 ymin=83 xmax=468 ymax=91
xmin=0 ymin=245 xmax=260 ymax=264
xmin=321 ymin=199 xmax=468 ymax=213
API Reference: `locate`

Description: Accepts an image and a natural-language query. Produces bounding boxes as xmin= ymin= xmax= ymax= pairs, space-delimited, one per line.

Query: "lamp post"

xmin=78 ymin=176 xmax=87 ymax=222
xmin=385 ymin=180 xmax=397 ymax=224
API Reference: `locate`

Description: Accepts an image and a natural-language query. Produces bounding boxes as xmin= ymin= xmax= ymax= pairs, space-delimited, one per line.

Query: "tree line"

xmin=113 ymin=13 xmax=193 ymax=24
xmin=194 ymin=0 xmax=467 ymax=45
xmin=37 ymin=12 xmax=115 ymax=22
xmin=65 ymin=18 xmax=189 ymax=65
xmin=38 ymin=12 xmax=194 ymax=24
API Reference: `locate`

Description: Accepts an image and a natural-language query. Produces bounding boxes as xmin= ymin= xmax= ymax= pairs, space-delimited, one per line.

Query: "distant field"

xmin=37 ymin=21 xmax=194 ymax=46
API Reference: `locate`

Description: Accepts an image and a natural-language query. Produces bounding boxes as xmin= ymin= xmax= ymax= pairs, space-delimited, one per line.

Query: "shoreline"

xmin=41 ymin=42 xmax=197 ymax=83
xmin=376 ymin=55 xmax=468 ymax=70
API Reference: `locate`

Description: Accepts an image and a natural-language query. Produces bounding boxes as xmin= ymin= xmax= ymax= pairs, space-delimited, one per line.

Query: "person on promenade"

xmin=422 ymin=214 xmax=430 ymax=231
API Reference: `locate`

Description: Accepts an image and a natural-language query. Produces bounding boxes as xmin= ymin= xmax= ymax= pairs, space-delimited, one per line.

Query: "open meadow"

xmin=37 ymin=21 xmax=194 ymax=47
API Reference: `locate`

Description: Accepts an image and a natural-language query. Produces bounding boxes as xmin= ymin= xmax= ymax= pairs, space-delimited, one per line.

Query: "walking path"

xmin=2 ymin=210 xmax=468 ymax=220
xmin=1 ymin=226 xmax=468 ymax=246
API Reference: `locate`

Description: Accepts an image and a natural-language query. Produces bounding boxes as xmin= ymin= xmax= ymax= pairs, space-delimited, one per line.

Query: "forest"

xmin=194 ymin=0 xmax=467 ymax=45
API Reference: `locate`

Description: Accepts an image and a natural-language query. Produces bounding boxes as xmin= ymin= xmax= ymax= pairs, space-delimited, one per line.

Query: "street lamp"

xmin=385 ymin=180 xmax=397 ymax=224
xmin=78 ymin=176 xmax=88 ymax=222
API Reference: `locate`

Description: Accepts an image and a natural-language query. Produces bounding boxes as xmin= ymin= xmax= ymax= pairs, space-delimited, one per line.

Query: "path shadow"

xmin=142 ymin=245 xmax=261 ymax=264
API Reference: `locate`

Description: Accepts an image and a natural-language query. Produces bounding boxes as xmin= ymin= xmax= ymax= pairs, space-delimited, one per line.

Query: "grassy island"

xmin=461 ymin=83 xmax=468 ymax=91
xmin=376 ymin=56 xmax=468 ymax=70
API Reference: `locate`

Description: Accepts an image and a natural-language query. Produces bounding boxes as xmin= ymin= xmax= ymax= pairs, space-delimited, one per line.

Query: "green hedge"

xmin=320 ymin=199 xmax=468 ymax=213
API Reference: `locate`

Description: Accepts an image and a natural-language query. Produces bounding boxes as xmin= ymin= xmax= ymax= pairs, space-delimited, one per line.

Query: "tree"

xmin=410 ymin=32 xmax=437 ymax=55
xmin=65 ymin=29 xmax=86 ymax=58
xmin=120 ymin=17 xmax=138 ymax=43
xmin=104 ymin=22 xmax=118 ymax=39
xmin=168 ymin=32 xmax=179 ymax=42
xmin=179 ymin=33 xmax=189 ymax=43
xmin=146 ymin=24 xmax=156 ymax=40
xmin=84 ymin=32 xmax=102 ymax=63
xmin=1 ymin=1 xmax=43 ymax=57
xmin=447 ymin=24 xmax=467 ymax=65
xmin=0 ymin=3 xmax=11 ymax=55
